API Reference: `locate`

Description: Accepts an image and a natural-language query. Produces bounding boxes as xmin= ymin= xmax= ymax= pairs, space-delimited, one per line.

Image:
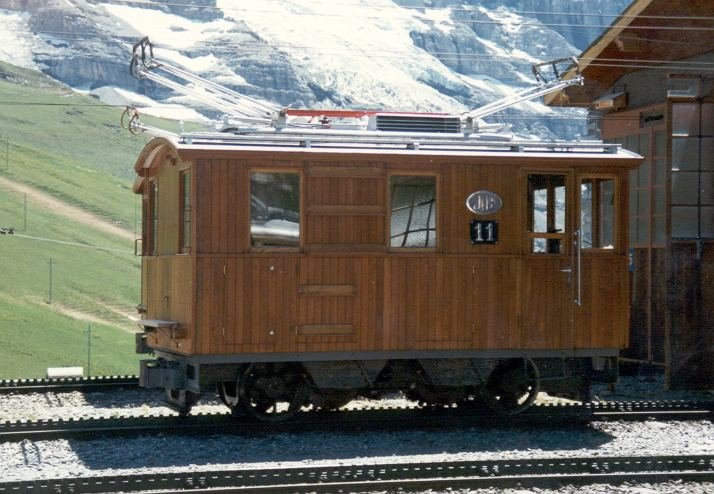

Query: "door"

xmin=521 ymin=172 xmax=574 ymax=349
xmin=574 ymin=174 xmax=628 ymax=350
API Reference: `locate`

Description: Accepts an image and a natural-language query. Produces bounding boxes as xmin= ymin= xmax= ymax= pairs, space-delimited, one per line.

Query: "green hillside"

xmin=0 ymin=61 xmax=177 ymax=378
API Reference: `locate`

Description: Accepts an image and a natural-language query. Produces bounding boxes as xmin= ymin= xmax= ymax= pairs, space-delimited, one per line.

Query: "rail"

xmin=1 ymin=454 xmax=712 ymax=494
xmin=1 ymin=400 xmax=711 ymax=443
xmin=0 ymin=375 xmax=139 ymax=395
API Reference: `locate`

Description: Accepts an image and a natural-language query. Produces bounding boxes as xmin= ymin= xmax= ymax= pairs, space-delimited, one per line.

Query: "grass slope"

xmin=0 ymin=62 xmax=172 ymax=378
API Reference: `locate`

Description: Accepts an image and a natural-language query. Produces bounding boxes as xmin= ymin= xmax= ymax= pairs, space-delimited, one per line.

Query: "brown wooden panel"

xmin=305 ymin=172 xmax=386 ymax=248
xmin=298 ymin=324 xmax=354 ymax=335
xmin=306 ymin=176 xmax=384 ymax=205
xmin=474 ymin=257 xmax=521 ymax=349
xmin=299 ymin=284 xmax=356 ymax=296
xmin=194 ymin=256 xmax=224 ymax=354
xmin=669 ymin=241 xmax=714 ymax=388
xmin=574 ymin=256 xmax=629 ymax=349
xmin=305 ymin=216 xmax=384 ymax=245
xmin=155 ymin=157 xmax=182 ymax=256
xmin=144 ymin=256 xmax=193 ymax=354
xmin=384 ymin=257 xmax=477 ymax=350
xmin=241 ymin=257 xmax=297 ymax=353
xmin=306 ymin=166 xmax=385 ymax=178
xmin=521 ymin=257 xmax=572 ymax=349
xmin=307 ymin=205 xmax=385 ymax=216
xmin=441 ymin=163 xmax=522 ymax=256
xmin=195 ymin=159 xmax=245 ymax=254
xmin=194 ymin=160 xmax=211 ymax=254
xmin=649 ymin=248 xmax=667 ymax=362
xmin=296 ymin=257 xmax=359 ymax=352
xmin=624 ymin=248 xmax=649 ymax=360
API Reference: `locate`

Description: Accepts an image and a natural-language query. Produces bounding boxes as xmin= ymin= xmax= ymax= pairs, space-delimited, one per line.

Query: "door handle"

xmin=559 ymin=268 xmax=572 ymax=273
xmin=575 ymin=229 xmax=582 ymax=306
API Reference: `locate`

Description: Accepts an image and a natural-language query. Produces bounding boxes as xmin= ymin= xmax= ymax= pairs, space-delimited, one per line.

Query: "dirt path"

xmin=0 ymin=176 xmax=135 ymax=241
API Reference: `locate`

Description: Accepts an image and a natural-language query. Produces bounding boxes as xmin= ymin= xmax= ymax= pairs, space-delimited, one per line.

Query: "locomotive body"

xmin=134 ymin=132 xmax=641 ymax=417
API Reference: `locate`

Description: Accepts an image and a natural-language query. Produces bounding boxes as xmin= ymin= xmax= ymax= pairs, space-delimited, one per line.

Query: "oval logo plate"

xmin=466 ymin=190 xmax=502 ymax=215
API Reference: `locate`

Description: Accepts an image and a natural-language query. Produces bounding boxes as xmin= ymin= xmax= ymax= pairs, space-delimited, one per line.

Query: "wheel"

xmin=481 ymin=359 xmax=540 ymax=415
xmin=218 ymin=381 xmax=239 ymax=409
xmin=238 ymin=364 xmax=308 ymax=422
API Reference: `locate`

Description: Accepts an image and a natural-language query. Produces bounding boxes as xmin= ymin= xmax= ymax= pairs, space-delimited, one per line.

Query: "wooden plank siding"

xmin=140 ymin=148 xmax=635 ymax=357
xmin=142 ymin=255 xmax=193 ymax=354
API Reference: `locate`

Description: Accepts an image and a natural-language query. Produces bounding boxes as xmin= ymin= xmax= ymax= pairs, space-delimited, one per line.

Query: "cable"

xmin=5 ymin=30 xmax=714 ymax=72
xmin=5 ymin=26 xmax=714 ymax=68
xmin=0 ymin=100 xmax=663 ymax=122
xmin=2 ymin=2 xmax=713 ymax=33
xmin=0 ymin=101 xmax=126 ymax=107
xmin=7 ymin=233 xmax=134 ymax=254
xmin=98 ymin=0 xmax=714 ymax=25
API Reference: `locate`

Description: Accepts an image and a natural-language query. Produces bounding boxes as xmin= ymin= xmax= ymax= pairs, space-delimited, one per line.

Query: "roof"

xmin=545 ymin=0 xmax=714 ymax=107
xmin=131 ymin=132 xmax=642 ymax=193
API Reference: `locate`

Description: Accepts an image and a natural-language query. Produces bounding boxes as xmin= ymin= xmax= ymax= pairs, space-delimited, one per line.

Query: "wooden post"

xmin=48 ymin=258 xmax=53 ymax=305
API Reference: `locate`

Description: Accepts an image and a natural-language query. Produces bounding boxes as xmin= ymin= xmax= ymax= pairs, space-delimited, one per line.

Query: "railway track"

xmin=0 ymin=375 xmax=140 ymax=394
xmin=1 ymin=454 xmax=712 ymax=493
xmin=1 ymin=400 xmax=711 ymax=443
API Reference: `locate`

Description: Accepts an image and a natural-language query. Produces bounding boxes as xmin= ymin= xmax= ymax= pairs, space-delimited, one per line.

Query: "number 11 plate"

xmin=470 ymin=220 xmax=499 ymax=244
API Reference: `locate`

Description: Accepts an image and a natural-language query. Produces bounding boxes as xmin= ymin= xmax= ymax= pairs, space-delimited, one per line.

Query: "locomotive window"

xmin=179 ymin=170 xmax=191 ymax=253
xmin=390 ymin=175 xmax=436 ymax=248
xmin=250 ymin=172 xmax=300 ymax=248
xmin=527 ymin=174 xmax=566 ymax=254
xmin=580 ymin=178 xmax=615 ymax=249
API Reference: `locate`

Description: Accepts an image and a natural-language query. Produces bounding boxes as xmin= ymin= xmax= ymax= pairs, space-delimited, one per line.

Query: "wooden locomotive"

xmin=128 ymin=38 xmax=641 ymax=418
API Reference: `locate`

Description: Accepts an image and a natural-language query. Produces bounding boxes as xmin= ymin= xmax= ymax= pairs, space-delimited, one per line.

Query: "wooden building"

xmin=547 ymin=0 xmax=714 ymax=388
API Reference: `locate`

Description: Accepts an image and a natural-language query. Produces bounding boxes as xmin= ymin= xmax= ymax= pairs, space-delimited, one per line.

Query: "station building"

xmin=547 ymin=0 xmax=714 ymax=388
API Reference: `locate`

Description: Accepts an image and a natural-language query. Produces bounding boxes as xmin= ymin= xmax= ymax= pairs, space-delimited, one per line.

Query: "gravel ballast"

xmin=0 ymin=375 xmax=711 ymax=494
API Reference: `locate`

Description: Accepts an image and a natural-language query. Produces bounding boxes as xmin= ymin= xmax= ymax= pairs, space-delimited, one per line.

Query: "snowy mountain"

xmin=0 ymin=0 xmax=631 ymax=137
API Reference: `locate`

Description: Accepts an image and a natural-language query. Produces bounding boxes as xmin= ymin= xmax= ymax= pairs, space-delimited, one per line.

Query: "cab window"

xmin=581 ymin=178 xmax=616 ymax=249
xmin=390 ymin=175 xmax=436 ymax=248
xmin=527 ymin=174 xmax=566 ymax=254
xmin=250 ymin=172 xmax=300 ymax=248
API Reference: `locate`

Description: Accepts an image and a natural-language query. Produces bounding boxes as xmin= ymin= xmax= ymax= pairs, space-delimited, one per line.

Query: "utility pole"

xmin=23 ymin=193 xmax=27 ymax=231
xmin=3 ymin=136 xmax=7 ymax=172
xmin=86 ymin=324 xmax=92 ymax=376
xmin=48 ymin=258 xmax=53 ymax=304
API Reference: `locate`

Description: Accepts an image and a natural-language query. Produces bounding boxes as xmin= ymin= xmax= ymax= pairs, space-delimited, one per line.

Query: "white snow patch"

xmin=217 ymin=0 xmax=469 ymax=113
xmin=419 ymin=8 xmax=455 ymax=34
xmin=91 ymin=86 xmax=210 ymax=122
xmin=99 ymin=3 xmax=235 ymax=50
xmin=480 ymin=7 xmax=526 ymax=34
xmin=0 ymin=9 xmax=39 ymax=69
xmin=153 ymin=49 xmax=221 ymax=74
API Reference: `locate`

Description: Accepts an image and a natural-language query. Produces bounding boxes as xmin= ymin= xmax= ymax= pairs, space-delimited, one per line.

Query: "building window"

xmin=250 ymin=172 xmax=300 ymax=247
xmin=390 ymin=175 xmax=436 ymax=248
xmin=146 ymin=179 xmax=158 ymax=255
xmin=179 ymin=170 xmax=191 ymax=253
xmin=580 ymin=178 xmax=615 ymax=249
xmin=671 ymin=102 xmax=714 ymax=239
xmin=527 ymin=174 xmax=566 ymax=254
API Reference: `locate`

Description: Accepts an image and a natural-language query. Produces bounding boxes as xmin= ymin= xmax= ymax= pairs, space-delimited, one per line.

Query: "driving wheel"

xmin=482 ymin=359 xmax=540 ymax=415
xmin=238 ymin=364 xmax=307 ymax=421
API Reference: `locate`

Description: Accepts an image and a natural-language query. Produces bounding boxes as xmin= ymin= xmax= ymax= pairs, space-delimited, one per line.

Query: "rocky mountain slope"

xmin=0 ymin=0 xmax=631 ymax=137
